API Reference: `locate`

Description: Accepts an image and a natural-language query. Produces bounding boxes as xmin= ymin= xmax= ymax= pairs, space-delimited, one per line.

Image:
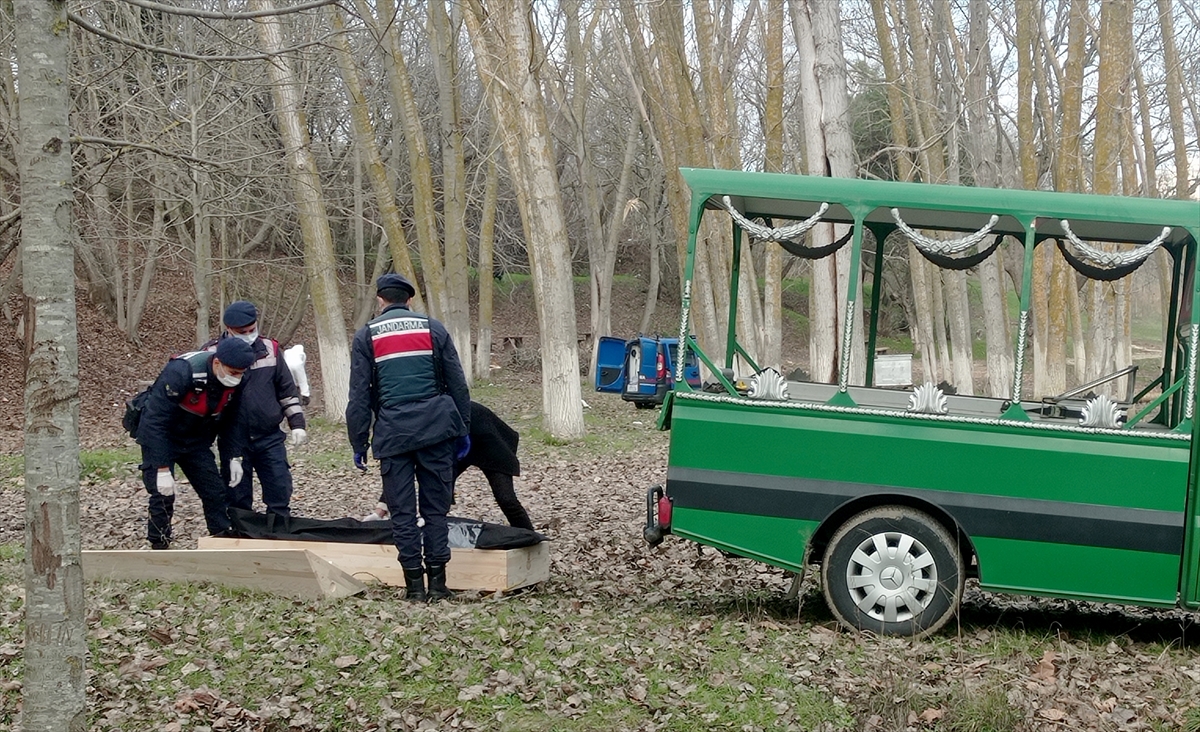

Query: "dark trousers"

xmin=453 ymin=463 xmax=534 ymax=531
xmin=141 ymin=444 xmax=232 ymax=546
xmin=381 ymin=439 xmax=455 ymax=570
xmin=222 ymin=432 xmax=293 ymax=517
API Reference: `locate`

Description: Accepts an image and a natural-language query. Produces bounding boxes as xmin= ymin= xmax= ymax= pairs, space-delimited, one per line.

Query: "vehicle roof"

xmin=681 ymin=168 xmax=1200 ymax=247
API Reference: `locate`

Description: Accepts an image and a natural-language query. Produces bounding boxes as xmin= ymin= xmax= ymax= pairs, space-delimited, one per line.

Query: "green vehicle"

xmin=644 ymin=168 xmax=1200 ymax=637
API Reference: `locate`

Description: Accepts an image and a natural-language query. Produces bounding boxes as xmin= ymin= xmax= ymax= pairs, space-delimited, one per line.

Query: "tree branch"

xmin=68 ymin=12 xmax=330 ymax=62
xmin=73 ymin=136 xmax=222 ymax=168
xmin=115 ymin=0 xmax=337 ymax=20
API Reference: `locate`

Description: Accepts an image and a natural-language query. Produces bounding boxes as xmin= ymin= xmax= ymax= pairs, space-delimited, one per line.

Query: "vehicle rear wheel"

xmin=821 ymin=506 xmax=964 ymax=638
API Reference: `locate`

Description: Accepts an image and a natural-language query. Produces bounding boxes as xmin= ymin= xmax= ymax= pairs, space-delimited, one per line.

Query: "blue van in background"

xmin=594 ymin=336 xmax=701 ymax=408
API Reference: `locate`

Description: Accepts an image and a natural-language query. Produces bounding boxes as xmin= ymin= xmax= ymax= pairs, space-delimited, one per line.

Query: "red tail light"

xmin=656 ymin=351 xmax=666 ymax=379
xmin=657 ymin=494 xmax=673 ymax=528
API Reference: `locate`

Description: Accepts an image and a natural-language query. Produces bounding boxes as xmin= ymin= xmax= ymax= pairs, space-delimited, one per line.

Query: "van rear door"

xmin=595 ymin=336 xmax=628 ymax=392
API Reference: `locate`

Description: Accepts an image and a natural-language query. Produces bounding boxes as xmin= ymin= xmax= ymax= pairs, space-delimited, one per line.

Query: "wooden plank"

xmin=82 ymin=549 xmax=367 ymax=600
xmin=197 ymin=537 xmax=551 ymax=592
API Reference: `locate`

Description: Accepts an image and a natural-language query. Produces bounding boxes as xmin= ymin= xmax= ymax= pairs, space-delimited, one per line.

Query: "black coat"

xmin=136 ymin=356 xmax=243 ymax=467
xmin=462 ymin=402 xmax=520 ymax=476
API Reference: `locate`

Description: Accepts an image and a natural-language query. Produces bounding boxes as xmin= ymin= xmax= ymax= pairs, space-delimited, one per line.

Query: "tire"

xmin=821 ymin=506 xmax=964 ymax=638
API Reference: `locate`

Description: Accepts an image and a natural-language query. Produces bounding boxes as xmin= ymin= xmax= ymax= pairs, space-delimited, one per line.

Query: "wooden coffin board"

xmin=81 ymin=548 xmax=367 ymax=600
xmin=196 ymin=536 xmax=550 ymax=592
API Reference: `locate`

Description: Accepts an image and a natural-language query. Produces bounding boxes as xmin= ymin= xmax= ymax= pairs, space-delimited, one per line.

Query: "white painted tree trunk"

xmin=15 ymin=0 xmax=87 ymax=727
xmin=254 ymin=0 xmax=351 ymax=420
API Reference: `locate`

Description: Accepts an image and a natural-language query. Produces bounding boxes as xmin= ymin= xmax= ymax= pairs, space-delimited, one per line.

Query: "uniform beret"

xmin=223 ymin=300 xmax=258 ymax=328
xmin=376 ymin=273 xmax=416 ymax=300
xmin=215 ymin=337 xmax=256 ymax=370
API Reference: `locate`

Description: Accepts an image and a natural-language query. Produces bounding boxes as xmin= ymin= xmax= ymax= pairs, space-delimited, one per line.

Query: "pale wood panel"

xmin=82 ymin=549 xmax=367 ymax=600
xmin=197 ymin=537 xmax=550 ymax=592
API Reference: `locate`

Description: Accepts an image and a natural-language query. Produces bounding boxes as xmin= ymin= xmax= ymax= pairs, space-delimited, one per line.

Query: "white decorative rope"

xmin=891 ymin=208 xmax=999 ymax=256
xmin=721 ymin=196 xmax=828 ymax=243
xmin=1060 ymin=220 xmax=1170 ymax=268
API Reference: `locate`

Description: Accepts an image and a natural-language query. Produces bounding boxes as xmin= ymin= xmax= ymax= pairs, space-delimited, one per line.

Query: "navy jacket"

xmin=346 ymin=304 xmax=470 ymax=458
xmin=136 ymin=355 xmax=244 ymax=467
xmin=204 ymin=334 xmax=305 ymax=442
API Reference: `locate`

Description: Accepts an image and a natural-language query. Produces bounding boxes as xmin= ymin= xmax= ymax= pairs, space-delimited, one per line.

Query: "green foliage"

xmin=1185 ymin=707 xmax=1200 ymax=732
xmin=80 ymin=447 xmax=140 ymax=482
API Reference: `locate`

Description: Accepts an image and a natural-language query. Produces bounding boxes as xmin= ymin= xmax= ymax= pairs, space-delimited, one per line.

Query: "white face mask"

xmin=216 ymin=366 xmax=243 ymax=387
xmin=234 ymin=329 xmax=258 ymax=344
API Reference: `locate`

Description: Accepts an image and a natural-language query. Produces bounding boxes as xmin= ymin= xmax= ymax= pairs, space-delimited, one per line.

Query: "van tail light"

xmin=656 ymin=351 xmax=666 ymax=380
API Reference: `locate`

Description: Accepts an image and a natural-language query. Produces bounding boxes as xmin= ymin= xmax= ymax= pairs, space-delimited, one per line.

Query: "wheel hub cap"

xmin=844 ymin=530 xmax=939 ymax=624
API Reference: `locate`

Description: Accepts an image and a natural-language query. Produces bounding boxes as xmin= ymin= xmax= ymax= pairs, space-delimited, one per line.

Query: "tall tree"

xmin=464 ymin=0 xmax=585 ymax=439
xmin=964 ymin=0 xmax=1012 ymax=397
xmin=16 ymin=0 xmax=87 ymax=728
xmin=427 ymin=0 xmax=474 ymax=382
xmin=253 ymin=0 xmax=351 ymax=420
xmin=760 ymin=0 xmax=785 ymax=372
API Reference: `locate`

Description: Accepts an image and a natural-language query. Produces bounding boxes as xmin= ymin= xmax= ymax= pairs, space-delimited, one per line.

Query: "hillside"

xmin=0 ymin=259 xmax=688 ymax=453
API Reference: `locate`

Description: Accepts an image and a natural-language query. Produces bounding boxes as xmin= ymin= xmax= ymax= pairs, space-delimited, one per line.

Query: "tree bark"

xmin=428 ymin=0 xmax=473 ymax=381
xmin=965 ymin=0 xmax=1011 ymax=397
xmin=475 ymin=155 xmax=499 ymax=381
xmin=331 ymin=6 xmax=426 ymax=315
xmin=464 ymin=0 xmax=584 ymax=439
xmin=16 ymin=0 xmax=88 ymax=728
xmin=253 ymin=0 xmax=351 ymax=420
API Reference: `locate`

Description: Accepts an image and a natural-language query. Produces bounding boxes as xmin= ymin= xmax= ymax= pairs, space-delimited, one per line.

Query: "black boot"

xmin=403 ymin=567 xmax=427 ymax=603
xmin=426 ymin=564 xmax=454 ymax=601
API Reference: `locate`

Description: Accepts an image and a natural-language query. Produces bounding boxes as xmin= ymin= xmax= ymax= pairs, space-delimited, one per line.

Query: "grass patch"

xmin=81 ymin=447 xmax=140 ymax=481
xmin=0 ymin=455 xmax=21 ymax=481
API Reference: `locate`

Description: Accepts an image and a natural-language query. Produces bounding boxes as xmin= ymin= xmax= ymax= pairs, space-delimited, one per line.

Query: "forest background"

xmin=3 ymin=1 xmax=1200 ymax=729
xmin=3 ymin=0 xmax=1198 ymax=441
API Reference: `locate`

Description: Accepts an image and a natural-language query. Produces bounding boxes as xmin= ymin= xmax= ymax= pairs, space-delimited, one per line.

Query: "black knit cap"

xmin=223 ymin=300 xmax=258 ymax=328
xmin=376 ymin=273 xmax=416 ymax=301
xmin=214 ymin=337 xmax=255 ymax=370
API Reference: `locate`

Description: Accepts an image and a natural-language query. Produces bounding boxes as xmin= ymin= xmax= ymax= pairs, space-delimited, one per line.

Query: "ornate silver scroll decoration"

xmin=748 ymin=368 xmax=789 ymax=401
xmin=908 ymin=381 xmax=949 ymax=415
xmin=1079 ymin=394 xmax=1124 ymax=430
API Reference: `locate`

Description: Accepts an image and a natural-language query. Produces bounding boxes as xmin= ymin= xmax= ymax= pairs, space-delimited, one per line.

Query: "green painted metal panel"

xmin=671 ymin=507 xmax=820 ymax=572
xmin=665 ymin=395 xmax=1190 ymax=605
xmin=970 ymin=537 xmax=1179 ymax=605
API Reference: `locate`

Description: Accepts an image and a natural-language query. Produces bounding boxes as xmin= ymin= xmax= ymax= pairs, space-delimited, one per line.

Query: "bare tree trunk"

xmin=1087 ymin=0 xmax=1131 ymax=392
xmin=254 ymin=0 xmax=351 ymax=420
xmin=965 ymin=0 xmax=1011 ymax=397
xmin=791 ymin=1 xmax=836 ymax=382
xmin=1045 ymin=0 xmax=1089 ymax=397
xmin=465 ymin=0 xmax=584 ymax=439
xmin=428 ymin=0 xmax=473 ymax=381
xmin=360 ymin=0 xmax=448 ymax=319
xmin=331 ymin=6 xmax=426 ymax=315
xmin=475 ymin=156 xmax=499 ymax=381
xmin=870 ymin=0 xmax=938 ymax=381
xmin=760 ymin=0 xmax=785 ymax=372
xmin=1156 ymin=0 xmax=1190 ymax=201
xmin=15 ymin=0 xmax=87 ymax=728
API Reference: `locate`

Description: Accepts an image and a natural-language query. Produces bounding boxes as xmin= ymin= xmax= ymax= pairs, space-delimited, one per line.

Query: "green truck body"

xmin=647 ymin=168 xmax=1200 ymax=636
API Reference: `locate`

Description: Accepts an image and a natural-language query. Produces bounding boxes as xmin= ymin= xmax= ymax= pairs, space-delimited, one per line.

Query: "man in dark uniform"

xmin=205 ymin=300 xmax=307 ymax=518
xmin=136 ymin=337 xmax=256 ymax=549
xmin=347 ymin=273 xmax=471 ymax=602
xmin=362 ymin=401 xmax=534 ymax=531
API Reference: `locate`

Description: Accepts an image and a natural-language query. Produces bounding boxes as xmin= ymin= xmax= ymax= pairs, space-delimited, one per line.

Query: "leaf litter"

xmin=1 ymin=375 xmax=1200 ymax=730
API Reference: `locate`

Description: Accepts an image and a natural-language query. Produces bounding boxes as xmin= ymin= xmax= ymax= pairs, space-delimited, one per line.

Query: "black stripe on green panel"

xmin=665 ymin=467 xmax=1183 ymax=555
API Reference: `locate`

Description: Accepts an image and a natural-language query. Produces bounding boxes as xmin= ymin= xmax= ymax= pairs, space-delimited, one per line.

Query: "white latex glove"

xmin=228 ymin=457 xmax=244 ymax=487
xmin=289 ymin=428 xmax=308 ymax=447
xmin=156 ymin=469 xmax=175 ymax=497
